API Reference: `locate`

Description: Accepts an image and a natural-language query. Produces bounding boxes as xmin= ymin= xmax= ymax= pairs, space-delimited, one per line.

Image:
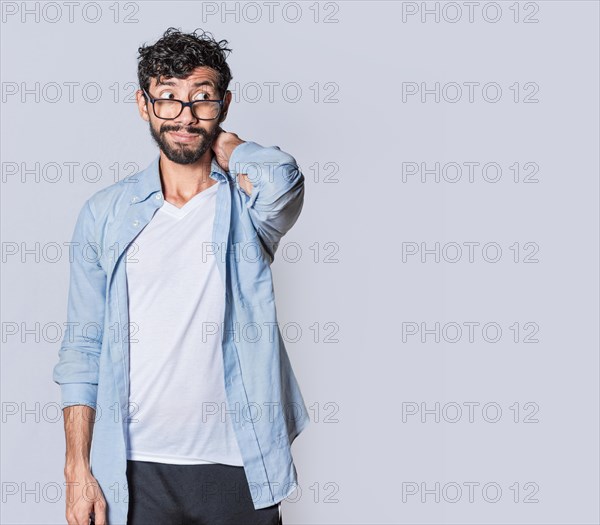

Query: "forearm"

xmin=63 ymin=405 xmax=95 ymax=475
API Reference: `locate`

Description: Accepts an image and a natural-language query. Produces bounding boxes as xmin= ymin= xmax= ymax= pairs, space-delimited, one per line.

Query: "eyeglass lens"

xmin=154 ymin=99 xmax=221 ymax=120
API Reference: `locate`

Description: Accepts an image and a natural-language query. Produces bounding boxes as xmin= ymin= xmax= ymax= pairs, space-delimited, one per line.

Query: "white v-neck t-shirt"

xmin=125 ymin=182 xmax=244 ymax=466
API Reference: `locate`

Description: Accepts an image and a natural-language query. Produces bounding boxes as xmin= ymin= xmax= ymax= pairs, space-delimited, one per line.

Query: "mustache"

xmin=161 ymin=126 xmax=207 ymax=135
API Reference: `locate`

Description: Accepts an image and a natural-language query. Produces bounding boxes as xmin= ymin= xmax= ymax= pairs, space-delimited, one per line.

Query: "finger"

xmin=93 ymin=502 xmax=107 ymax=525
xmin=66 ymin=511 xmax=87 ymax=525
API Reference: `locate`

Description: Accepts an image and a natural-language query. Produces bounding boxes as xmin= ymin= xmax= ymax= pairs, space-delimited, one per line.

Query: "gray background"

xmin=1 ymin=1 xmax=599 ymax=524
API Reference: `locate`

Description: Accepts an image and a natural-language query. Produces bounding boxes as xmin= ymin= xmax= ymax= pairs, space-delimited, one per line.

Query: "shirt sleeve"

xmin=228 ymin=141 xmax=305 ymax=262
xmin=52 ymin=198 xmax=106 ymax=410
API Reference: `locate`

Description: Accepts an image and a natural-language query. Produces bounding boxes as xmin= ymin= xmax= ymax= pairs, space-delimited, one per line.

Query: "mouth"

xmin=169 ymin=131 xmax=200 ymax=143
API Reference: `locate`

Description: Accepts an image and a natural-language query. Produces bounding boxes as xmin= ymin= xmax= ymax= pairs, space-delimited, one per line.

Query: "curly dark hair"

xmin=137 ymin=27 xmax=233 ymax=99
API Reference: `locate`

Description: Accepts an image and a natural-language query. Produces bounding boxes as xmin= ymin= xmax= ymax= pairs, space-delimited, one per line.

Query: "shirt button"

xmin=131 ymin=196 xmax=138 ymax=203
xmin=132 ymin=220 xmax=140 ymax=227
xmin=155 ymin=194 xmax=162 ymax=200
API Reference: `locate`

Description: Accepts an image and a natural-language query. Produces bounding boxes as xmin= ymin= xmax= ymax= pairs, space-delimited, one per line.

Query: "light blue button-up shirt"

xmin=53 ymin=141 xmax=310 ymax=525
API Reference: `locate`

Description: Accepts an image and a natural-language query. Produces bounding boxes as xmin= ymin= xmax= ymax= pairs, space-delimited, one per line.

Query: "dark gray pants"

xmin=125 ymin=460 xmax=282 ymax=525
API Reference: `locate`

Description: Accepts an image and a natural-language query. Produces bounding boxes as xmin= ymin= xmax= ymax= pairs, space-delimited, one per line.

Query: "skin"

xmin=136 ymin=65 xmax=253 ymax=206
xmin=63 ymin=405 xmax=104 ymax=525
xmin=63 ymin=66 xmax=253 ymax=525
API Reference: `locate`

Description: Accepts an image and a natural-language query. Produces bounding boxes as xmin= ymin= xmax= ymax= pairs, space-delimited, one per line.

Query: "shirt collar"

xmin=128 ymin=153 xmax=230 ymax=205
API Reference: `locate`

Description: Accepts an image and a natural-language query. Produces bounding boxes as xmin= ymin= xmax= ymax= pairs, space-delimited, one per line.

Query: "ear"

xmin=136 ymin=89 xmax=150 ymax=122
xmin=219 ymin=90 xmax=232 ymax=124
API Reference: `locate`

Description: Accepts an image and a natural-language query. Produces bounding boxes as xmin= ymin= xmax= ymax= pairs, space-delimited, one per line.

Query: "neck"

xmin=158 ymin=151 xmax=218 ymax=206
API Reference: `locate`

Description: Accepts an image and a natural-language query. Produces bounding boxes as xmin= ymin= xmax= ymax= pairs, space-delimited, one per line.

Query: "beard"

xmin=149 ymin=120 xmax=221 ymax=165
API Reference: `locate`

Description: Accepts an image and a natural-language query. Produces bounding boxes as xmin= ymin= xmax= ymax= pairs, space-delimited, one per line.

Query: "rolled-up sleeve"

xmin=229 ymin=141 xmax=305 ymax=261
xmin=52 ymin=198 xmax=106 ymax=410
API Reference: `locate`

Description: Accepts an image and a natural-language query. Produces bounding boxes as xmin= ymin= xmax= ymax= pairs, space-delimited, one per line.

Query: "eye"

xmin=157 ymin=91 xmax=175 ymax=99
xmin=194 ymin=91 xmax=212 ymax=101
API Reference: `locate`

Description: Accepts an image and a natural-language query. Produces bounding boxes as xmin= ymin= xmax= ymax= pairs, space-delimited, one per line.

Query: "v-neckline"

xmin=161 ymin=183 xmax=219 ymax=219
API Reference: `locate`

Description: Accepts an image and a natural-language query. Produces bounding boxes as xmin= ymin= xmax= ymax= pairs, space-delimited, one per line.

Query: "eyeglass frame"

xmin=141 ymin=87 xmax=226 ymax=121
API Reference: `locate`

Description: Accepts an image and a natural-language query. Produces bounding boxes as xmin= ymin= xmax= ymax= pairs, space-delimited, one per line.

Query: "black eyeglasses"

xmin=142 ymin=87 xmax=225 ymax=121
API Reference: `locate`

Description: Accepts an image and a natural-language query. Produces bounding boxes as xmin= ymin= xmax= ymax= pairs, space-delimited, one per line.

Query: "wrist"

xmin=64 ymin=460 xmax=91 ymax=477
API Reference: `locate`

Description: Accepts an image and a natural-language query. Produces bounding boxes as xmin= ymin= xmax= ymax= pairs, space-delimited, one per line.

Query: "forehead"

xmin=150 ymin=67 xmax=219 ymax=90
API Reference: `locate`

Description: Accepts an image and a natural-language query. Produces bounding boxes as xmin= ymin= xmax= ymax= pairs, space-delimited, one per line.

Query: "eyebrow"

xmin=156 ymin=80 xmax=216 ymax=90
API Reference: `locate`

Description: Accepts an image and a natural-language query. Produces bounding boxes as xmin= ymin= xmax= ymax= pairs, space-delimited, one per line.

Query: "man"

xmin=53 ymin=27 xmax=309 ymax=525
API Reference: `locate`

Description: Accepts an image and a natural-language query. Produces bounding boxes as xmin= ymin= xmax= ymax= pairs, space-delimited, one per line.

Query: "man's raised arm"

xmin=227 ymin=140 xmax=306 ymax=262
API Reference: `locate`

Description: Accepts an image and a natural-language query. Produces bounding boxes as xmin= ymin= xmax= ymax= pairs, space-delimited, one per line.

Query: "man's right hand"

xmin=65 ymin=468 xmax=107 ymax=525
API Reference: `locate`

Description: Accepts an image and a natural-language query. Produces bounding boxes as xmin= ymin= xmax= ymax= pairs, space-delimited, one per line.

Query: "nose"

xmin=174 ymin=102 xmax=198 ymax=126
